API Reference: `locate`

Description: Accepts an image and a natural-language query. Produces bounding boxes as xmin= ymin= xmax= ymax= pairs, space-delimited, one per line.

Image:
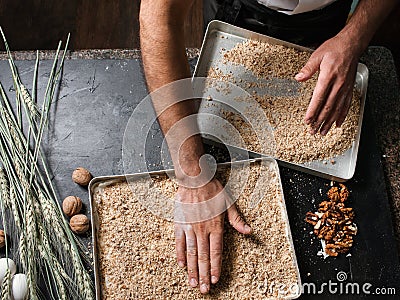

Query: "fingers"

xmin=174 ymin=224 xmax=186 ymax=268
xmin=197 ymin=235 xmax=211 ymax=294
xmin=319 ymin=89 xmax=351 ymax=135
xmin=304 ymin=71 xmax=333 ymax=127
xmin=319 ymin=113 xmax=339 ymax=136
xmin=336 ymin=90 xmax=353 ymax=127
xmin=308 ymin=74 xmax=353 ymax=135
xmin=227 ymin=204 xmax=252 ymax=235
xmin=310 ymin=82 xmax=344 ymax=135
xmin=185 ymin=227 xmax=199 ymax=288
xmin=210 ymin=232 xmax=223 ymax=285
xmin=181 ymin=223 xmax=223 ymax=294
xmin=295 ymin=52 xmax=321 ymax=82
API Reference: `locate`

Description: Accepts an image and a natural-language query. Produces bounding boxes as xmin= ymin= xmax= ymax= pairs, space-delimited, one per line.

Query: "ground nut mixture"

xmin=207 ymin=40 xmax=361 ymax=163
xmin=223 ymin=41 xmax=310 ymax=79
xmin=94 ymin=162 xmax=299 ymax=299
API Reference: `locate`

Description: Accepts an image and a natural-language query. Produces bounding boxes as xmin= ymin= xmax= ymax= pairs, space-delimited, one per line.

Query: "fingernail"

xmin=190 ymin=278 xmax=198 ymax=287
xmin=211 ymin=276 xmax=218 ymax=284
xmin=321 ymin=129 xmax=327 ymax=136
xmin=178 ymin=261 xmax=185 ymax=268
xmin=244 ymin=224 xmax=252 ymax=234
xmin=200 ymin=283 xmax=209 ymax=293
xmin=295 ymin=72 xmax=304 ymax=80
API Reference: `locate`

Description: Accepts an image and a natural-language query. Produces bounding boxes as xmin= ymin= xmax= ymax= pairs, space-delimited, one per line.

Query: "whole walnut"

xmin=70 ymin=214 xmax=90 ymax=234
xmin=0 ymin=230 xmax=5 ymax=248
xmin=72 ymin=167 xmax=92 ymax=186
xmin=62 ymin=196 xmax=82 ymax=217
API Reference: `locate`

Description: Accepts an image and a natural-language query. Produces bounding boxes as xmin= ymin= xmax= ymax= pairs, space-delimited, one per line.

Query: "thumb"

xmin=227 ymin=204 xmax=252 ymax=235
xmin=295 ymin=54 xmax=321 ymax=82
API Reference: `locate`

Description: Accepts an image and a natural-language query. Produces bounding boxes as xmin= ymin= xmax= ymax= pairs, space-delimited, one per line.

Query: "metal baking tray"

xmin=193 ymin=20 xmax=368 ymax=182
xmin=89 ymin=157 xmax=301 ymax=299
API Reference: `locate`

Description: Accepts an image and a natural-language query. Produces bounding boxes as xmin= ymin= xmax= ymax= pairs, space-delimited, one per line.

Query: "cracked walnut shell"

xmin=72 ymin=167 xmax=92 ymax=186
xmin=70 ymin=214 xmax=90 ymax=234
xmin=305 ymin=184 xmax=357 ymax=257
xmin=62 ymin=196 xmax=82 ymax=217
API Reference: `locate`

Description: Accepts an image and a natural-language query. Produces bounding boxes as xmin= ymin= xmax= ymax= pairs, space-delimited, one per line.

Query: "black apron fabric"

xmin=214 ymin=0 xmax=353 ymax=46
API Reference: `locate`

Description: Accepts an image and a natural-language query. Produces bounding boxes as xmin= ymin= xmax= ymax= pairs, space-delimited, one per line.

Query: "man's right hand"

xmin=140 ymin=0 xmax=253 ymax=294
xmin=174 ymin=178 xmax=252 ymax=294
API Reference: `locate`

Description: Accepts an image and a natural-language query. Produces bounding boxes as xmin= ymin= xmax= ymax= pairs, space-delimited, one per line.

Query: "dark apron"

xmin=214 ymin=0 xmax=353 ymax=47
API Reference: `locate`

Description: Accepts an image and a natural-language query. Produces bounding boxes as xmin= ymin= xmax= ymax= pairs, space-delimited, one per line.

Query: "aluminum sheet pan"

xmin=193 ymin=20 xmax=368 ymax=182
xmin=89 ymin=157 xmax=301 ymax=299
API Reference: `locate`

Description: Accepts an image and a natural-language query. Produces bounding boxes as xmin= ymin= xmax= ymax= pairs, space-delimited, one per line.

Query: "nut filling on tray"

xmin=206 ymin=40 xmax=361 ymax=164
xmin=93 ymin=161 xmax=300 ymax=299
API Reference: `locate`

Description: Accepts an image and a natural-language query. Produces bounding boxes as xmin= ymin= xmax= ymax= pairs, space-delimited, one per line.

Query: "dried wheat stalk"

xmin=0 ymin=28 xmax=94 ymax=299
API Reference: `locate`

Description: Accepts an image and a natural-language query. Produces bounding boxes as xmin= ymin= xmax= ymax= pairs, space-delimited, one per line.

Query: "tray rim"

xmin=193 ymin=20 xmax=369 ymax=182
xmin=89 ymin=157 xmax=302 ymax=300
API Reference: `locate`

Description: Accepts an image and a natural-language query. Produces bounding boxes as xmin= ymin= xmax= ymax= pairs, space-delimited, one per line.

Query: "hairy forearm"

xmin=140 ymin=0 xmax=204 ymax=178
xmin=339 ymin=0 xmax=398 ymax=56
xmin=140 ymin=0 xmax=192 ymax=90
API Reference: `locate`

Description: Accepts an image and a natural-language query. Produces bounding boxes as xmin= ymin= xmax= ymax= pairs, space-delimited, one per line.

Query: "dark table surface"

xmin=0 ymin=47 xmax=399 ymax=299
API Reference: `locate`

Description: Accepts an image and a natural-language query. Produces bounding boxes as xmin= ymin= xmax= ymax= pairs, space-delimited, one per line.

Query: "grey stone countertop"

xmin=0 ymin=47 xmax=398 ymax=249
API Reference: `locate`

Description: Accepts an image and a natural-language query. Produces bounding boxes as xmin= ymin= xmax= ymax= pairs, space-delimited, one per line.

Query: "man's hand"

xmin=174 ymin=178 xmax=251 ymax=294
xmin=295 ymin=35 xmax=359 ymax=135
xmin=295 ymin=0 xmax=399 ymax=136
xmin=140 ymin=0 xmax=397 ymax=294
